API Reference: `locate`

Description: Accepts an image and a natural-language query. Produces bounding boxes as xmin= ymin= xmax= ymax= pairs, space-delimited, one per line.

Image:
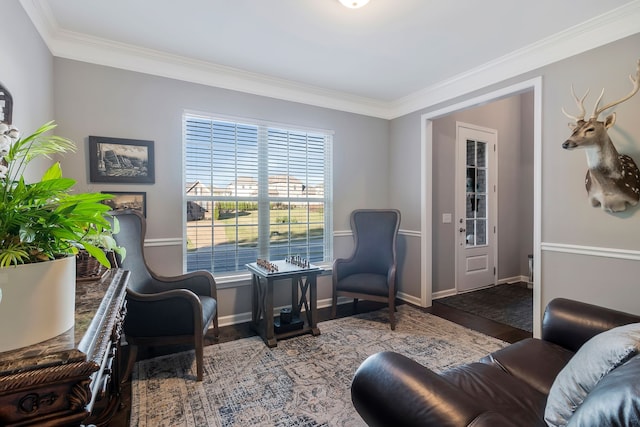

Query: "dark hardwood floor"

xmin=109 ymin=300 xmax=531 ymax=426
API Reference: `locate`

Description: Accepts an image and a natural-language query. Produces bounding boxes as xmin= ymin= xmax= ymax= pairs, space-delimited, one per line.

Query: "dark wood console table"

xmin=0 ymin=268 xmax=130 ymax=426
xmin=247 ymin=261 xmax=322 ymax=347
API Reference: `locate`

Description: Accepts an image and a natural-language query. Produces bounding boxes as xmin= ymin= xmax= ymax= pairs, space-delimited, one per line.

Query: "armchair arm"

xmin=387 ymin=264 xmax=397 ymax=293
xmin=542 ymin=298 xmax=640 ymax=352
xmin=149 ymin=270 xmax=217 ymax=299
xmin=124 ymin=288 xmax=204 ymax=336
xmin=352 ymin=352 xmax=484 ymax=427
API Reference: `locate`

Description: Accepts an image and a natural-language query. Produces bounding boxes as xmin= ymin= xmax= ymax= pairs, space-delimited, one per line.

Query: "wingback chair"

xmin=109 ymin=210 xmax=218 ymax=381
xmin=332 ymin=209 xmax=401 ymax=330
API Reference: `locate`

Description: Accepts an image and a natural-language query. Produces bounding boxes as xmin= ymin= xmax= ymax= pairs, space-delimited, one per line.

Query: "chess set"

xmin=253 ymin=256 xmax=318 ymax=275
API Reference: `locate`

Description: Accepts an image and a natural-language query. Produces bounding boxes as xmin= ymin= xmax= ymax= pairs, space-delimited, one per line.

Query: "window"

xmin=183 ymin=113 xmax=333 ymax=275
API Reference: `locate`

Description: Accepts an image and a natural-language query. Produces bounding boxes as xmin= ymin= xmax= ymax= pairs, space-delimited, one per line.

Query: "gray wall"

xmin=390 ymin=33 xmax=640 ymax=319
xmin=52 ymin=59 xmax=392 ymax=322
xmin=6 ymin=2 xmax=640 ymax=327
xmin=0 ymin=2 xmax=54 ymax=182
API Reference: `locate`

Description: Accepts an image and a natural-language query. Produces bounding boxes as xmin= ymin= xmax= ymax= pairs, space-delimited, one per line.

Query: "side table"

xmin=247 ymin=261 xmax=322 ymax=347
xmin=0 ymin=269 xmax=129 ymax=427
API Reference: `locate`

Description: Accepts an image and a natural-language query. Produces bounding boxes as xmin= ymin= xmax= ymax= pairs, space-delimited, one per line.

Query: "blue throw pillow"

xmin=544 ymin=322 xmax=640 ymax=427
xmin=566 ymin=355 xmax=640 ymax=427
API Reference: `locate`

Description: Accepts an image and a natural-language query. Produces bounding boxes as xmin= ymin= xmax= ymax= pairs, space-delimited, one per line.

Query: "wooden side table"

xmin=0 ymin=269 xmax=129 ymax=426
xmin=247 ymin=261 xmax=323 ymax=347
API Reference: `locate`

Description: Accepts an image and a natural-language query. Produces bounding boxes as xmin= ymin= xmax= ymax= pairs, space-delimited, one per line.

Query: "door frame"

xmin=455 ymin=122 xmax=498 ymax=293
xmin=420 ymin=76 xmax=542 ymax=337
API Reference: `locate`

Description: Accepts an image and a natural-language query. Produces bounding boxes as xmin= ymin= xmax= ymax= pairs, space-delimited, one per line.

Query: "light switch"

xmin=442 ymin=213 xmax=452 ymax=223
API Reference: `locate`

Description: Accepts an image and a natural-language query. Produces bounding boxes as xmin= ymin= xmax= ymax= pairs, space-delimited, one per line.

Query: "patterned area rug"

xmin=437 ymin=284 xmax=533 ymax=332
xmin=130 ymin=305 xmax=507 ymax=427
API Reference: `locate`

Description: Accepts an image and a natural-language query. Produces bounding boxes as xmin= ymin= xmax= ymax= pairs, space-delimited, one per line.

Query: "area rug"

xmin=130 ymin=305 xmax=507 ymax=427
xmin=437 ymin=284 xmax=533 ymax=332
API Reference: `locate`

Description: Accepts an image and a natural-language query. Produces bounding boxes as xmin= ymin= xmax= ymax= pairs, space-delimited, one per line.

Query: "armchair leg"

xmin=213 ymin=314 xmax=220 ymax=340
xmin=121 ymin=343 xmax=138 ymax=384
xmin=389 ymin=299 xmax=396 ymax=331
xmin=331 ymin=294 xmax=338 ymax=319
xmin=195 ymin=340 xmax=204 ymax=381
xmin=353 ymin=298 xmax=359 ymax=312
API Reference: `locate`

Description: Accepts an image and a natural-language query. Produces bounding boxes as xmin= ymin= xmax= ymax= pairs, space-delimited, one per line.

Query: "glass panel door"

xmin=465 ymin=139 xmax=488 ymax=247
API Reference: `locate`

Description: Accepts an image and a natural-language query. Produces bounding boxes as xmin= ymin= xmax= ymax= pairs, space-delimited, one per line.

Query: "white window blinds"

xmin=184 ymin=113 xmax=333 ymax=275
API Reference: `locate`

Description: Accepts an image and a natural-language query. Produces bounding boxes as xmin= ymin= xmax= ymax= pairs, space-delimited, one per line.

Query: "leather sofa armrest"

xmin=352 ymin=352 xmax=483 ymax=427
xmin=542 ymin=298 xmax=640 ymax=352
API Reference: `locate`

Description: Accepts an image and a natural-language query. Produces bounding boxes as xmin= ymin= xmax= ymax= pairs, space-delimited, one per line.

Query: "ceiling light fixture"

xmin=339 ymin=0 xmax=370 ymax=9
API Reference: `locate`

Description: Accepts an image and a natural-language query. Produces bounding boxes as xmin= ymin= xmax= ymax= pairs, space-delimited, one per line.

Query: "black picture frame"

xmin=89 ymin=136 xmax=155 ymax=183
xmin=101 ymin=191 xmax=147 ymax=217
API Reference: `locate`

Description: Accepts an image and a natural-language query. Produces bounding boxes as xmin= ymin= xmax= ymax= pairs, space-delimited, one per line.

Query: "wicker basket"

xmin=75 ymin=250 xmax=109 ymax=281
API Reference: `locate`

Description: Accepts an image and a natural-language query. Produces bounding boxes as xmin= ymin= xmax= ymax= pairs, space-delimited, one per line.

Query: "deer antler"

xmin=561 ymin=85 xmax=589 ymax=122
xmin=590 ymin=59 xmax=640 ymax=119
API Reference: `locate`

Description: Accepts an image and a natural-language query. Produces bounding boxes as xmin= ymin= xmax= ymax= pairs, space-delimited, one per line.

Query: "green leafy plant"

xmin=0 ymin=121 xmax=124 ymax=268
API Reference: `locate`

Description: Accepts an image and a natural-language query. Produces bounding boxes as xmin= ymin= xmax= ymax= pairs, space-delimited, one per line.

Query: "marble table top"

xmin=0 ymin=269 xmax=128 ymax=377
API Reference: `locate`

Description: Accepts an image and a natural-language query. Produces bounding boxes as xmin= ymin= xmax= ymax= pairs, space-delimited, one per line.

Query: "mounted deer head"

xmin=562 ymin=59 xmax=640 ymax=213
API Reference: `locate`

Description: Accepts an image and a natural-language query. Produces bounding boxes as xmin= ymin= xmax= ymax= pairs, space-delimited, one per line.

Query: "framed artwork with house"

xmin=89 ymin=136 xmax=155 ymax=183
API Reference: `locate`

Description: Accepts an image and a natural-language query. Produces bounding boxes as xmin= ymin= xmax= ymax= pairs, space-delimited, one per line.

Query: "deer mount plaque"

xmin=562 ymin=59 xmax=640 ymax=213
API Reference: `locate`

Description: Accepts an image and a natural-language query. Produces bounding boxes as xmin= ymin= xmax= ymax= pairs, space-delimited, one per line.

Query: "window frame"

xmin=182 ymin=111 xmax=334 ymax=280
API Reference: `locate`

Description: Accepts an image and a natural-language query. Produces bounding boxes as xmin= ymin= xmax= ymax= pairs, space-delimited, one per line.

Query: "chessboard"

xmin=247 ymin=258 xmax=322 ymax=278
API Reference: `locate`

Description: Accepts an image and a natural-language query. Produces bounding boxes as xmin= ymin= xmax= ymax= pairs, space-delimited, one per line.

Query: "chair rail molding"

xmin=144 ymin=237 xmax=182 ymax=247
xmin=541 ymin=242 xmax=640 ymax=261
xmin=334 ymin=229 xmax=420 ymax=238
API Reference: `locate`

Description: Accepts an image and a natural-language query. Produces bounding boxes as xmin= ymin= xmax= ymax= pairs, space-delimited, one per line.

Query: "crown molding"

xmin=390 ymin=0 xmax=640 ymax=119
xmin=20 ymin=0 xmax=640 ymax=120
xmin=19 ymin=0 xmax=392 ymax=118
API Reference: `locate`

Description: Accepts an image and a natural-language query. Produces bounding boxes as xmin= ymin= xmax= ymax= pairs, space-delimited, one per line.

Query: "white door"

xmin=456 ymin=122 xmax=497 ymax=292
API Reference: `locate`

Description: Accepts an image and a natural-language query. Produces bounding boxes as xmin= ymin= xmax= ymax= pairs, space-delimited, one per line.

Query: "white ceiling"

xmin=20 ymin=0 xmax=640 ymax=118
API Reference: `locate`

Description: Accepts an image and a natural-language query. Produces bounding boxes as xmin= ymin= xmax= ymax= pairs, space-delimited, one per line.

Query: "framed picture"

xmin=89 ymin=136 xmax=155 ymax=183
xmin=101 ymin=191 xmax=147 ymax=217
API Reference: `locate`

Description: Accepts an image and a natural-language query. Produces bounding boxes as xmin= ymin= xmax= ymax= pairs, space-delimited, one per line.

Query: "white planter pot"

xmin=0 ymin=256 xmax=76 ymax=353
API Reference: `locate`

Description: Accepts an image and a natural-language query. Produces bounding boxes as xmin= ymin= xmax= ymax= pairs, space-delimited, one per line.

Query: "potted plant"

xmin=0 ymin=120 xmax=123 ymax=352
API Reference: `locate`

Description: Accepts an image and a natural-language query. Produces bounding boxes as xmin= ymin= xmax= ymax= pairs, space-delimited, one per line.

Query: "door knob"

xmin=459 ymin=227 xmax=466 ymax=232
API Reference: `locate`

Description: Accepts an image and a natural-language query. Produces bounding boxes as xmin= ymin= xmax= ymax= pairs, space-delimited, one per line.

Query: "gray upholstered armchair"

xmin=109 ymin=210 xmax=218 ymax=381
xmin=331 ymin=209 xmax=401 ymax=330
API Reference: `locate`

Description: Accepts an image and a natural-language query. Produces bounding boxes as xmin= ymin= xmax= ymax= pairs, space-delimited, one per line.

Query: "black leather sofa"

xmin=351 ymin=298 xmax=640 ymax=427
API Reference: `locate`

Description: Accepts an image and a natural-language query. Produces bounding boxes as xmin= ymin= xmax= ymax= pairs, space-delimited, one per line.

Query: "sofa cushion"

xmin=544 ymin=322 xmax=640 ymax=427
xmin=565 ymin=355 xmax=640 ymax=427
xmin=442 ymin=362 xmax=547 ymax=426
xmin=481 ymin=338 xmax=574 ymax=395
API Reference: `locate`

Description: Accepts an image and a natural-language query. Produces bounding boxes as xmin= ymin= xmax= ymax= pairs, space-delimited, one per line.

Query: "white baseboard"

xmin=432 ymin=277 xmax=530 ymax=301
xmin=499 ymin=275 xmax=529 ymax=285
xmin=397 ymin=291 xmax=422 ymax=306
xmin=432 ymin=289 xmax=458 ymax=300
xmin=216 ymin=296 xmax=353 ymax=328
xmin=215 ymin=294 xmax=418 ymax=328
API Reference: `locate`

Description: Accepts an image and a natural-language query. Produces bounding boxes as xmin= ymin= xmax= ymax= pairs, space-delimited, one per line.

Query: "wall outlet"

xmin=442 ymin=213 xmax=452 ymax=223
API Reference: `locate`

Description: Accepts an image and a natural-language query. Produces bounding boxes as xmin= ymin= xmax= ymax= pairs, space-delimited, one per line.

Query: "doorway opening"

xmin=420 ymin=77 xmax=542 ymax=337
